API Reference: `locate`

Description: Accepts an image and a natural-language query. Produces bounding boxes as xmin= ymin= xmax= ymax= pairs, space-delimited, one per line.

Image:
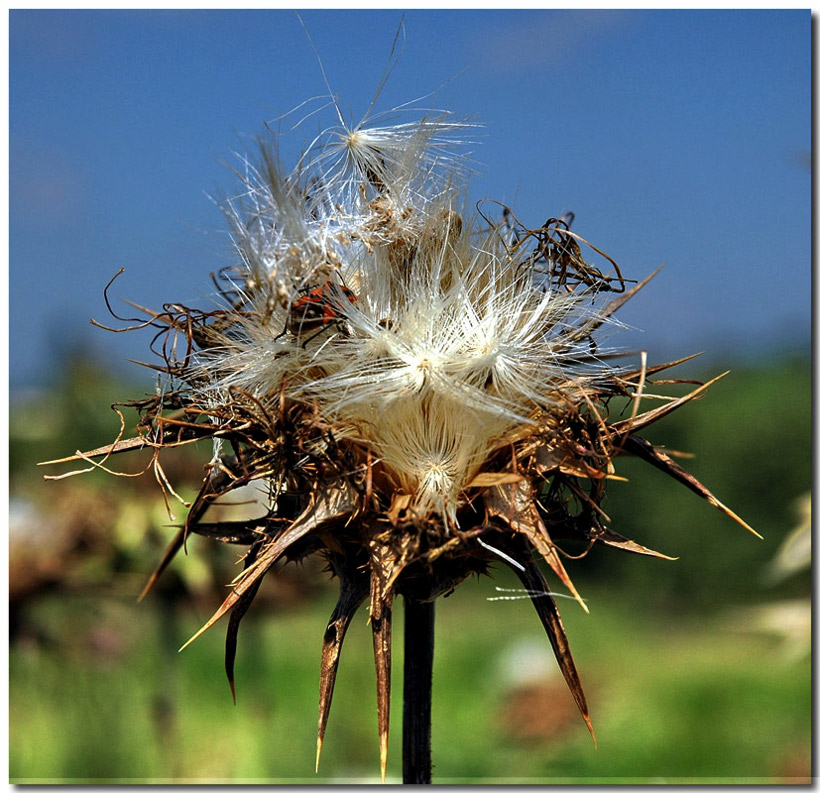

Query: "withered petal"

xmin=190 ymin=520 xmax=269 ymax=545
xmin=39 ymin=434 xmax=151 ymax=465
xmin=184 ymin=461 xmax=241 ymax=550
xmin=616 ymin=352 xmax=704 ymax=384
xmin=368 ymin=540 xmax=401 ymax=782
xmin=558 ymin=266 xmax=662 ymax=349
xmin=507 ymin=552 xmax=596 ymax=746
xmin=590 ymin=525 xmax=678 ymax=560
xmin=485 ymin=481 xmax=588 ymax=612
xmin=316 ymin=557 xmax=370 ymax=772
xmin=138 ymin=527 xmax=185 ymax=602
xmin=180 ymin=481 xmax=357 ymax=651
xmin=611 ymin=372 xmax=728 ymax=438
xmin=622 ymin=434 xmax=760 ymax=538
xmin=225 ymin=542 xmax=265 ymax=704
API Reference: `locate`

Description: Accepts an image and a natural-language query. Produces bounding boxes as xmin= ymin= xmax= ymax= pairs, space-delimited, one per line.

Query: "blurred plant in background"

xmin=728 ymin=492 xmax=810 ymax=663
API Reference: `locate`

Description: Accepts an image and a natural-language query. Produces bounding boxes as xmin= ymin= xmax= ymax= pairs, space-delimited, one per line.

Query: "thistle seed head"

xmin=47 ymin=93 xmax=756 ymax=778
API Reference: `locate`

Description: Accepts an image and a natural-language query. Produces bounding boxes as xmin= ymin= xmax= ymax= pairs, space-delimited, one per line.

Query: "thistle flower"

xmin=46 ymin=96 xmax=757 ymax=782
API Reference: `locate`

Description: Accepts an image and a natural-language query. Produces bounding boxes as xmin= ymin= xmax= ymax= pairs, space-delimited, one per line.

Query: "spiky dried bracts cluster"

xmin=46 ymin=107 xmax=756 ymax=778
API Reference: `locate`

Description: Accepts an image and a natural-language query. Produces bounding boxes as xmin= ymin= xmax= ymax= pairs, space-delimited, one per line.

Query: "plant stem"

xmin=402 ymin=596 xmax=435 ymax=784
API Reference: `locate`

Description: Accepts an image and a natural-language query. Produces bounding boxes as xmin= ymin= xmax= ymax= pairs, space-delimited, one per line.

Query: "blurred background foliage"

xmin=9 ymin=348 xmax=810 ymax=783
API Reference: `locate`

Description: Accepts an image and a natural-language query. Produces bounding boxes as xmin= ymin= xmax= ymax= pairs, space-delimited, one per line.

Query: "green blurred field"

xmin=9 ymin=353 xmax=811 ymax=783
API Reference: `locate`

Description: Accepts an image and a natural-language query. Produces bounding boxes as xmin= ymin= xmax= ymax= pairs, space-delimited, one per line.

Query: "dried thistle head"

xmin=46 ymin=98 xmax=756 ymax=779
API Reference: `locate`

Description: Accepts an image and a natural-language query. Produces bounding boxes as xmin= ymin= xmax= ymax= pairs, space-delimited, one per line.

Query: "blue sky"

xmin=10 ymin=9 xmax=810 ymax=390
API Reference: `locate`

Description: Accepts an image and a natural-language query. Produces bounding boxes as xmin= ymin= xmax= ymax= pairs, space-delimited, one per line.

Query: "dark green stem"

xmin=402 ymin=596 xmax=435 ymax=784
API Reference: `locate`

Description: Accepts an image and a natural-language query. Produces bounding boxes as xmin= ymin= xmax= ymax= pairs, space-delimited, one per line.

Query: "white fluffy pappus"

xmin=199 ymin=107 xmax=621 ymax=523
